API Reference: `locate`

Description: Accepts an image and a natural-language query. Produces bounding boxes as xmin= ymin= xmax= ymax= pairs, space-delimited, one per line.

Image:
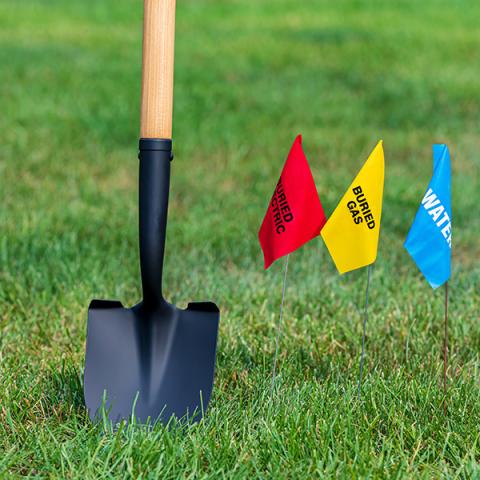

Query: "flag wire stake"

xmin=271 ymin=254 xmax=289 ymax=397
xmin=357 ymin=264 xmax=372 ymax=400
xmin=443 ymin=281 xmax=449 ymax=416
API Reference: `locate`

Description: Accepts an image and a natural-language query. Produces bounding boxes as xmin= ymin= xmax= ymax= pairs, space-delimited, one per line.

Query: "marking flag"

xmin=404 ymin=144 xmax=452 ymax=288
xmin=321 ymin=141 xmax=385 ymax=273
xmin=258 ymin=135 xmax=326 ymax=269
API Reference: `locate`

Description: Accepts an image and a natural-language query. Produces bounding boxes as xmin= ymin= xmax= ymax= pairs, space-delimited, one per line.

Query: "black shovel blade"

xmin=84 ymin=299 xmax=219 ymax=425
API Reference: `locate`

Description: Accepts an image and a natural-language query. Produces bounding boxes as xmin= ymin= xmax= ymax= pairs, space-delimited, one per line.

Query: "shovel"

xmin=84 ymin=0 xmax=220 ymax=425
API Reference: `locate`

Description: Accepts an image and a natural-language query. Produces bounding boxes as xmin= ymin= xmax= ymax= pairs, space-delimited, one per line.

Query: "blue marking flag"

xmin=404 ymin=145 xmax=452 ymax=289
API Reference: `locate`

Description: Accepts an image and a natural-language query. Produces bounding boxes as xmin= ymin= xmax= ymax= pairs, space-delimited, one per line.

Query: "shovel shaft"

xmin=140 ymin=0 xmax=176 ymax=139
xmin=138 ymin=139 xmax=172 ymax=308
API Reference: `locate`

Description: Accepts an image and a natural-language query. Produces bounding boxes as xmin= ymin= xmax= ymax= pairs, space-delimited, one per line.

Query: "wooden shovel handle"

xmin=140 ymin=0 xmax=176 ymax=139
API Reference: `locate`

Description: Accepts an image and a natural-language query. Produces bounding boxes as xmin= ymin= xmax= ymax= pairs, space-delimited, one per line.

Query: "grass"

xmin=1 ymin=0 xmax=479 ymax=477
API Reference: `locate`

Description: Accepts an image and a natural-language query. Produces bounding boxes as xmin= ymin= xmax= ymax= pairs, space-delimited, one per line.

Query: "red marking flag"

xmin=258 ymin=135 xmax=327 ymax=269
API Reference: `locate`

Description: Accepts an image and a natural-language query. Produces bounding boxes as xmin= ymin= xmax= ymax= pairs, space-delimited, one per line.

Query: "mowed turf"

xmin=1 ymin=0 xmax=479 ymax=477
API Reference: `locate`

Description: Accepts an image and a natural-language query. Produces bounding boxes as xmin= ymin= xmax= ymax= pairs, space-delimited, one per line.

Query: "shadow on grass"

xmin=41 ymin=362 xmax=87 ymax=421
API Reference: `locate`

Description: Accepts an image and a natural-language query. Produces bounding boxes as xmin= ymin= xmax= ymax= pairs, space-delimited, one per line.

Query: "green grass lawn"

xmin=1 ymin=0 xmax=479 ymax=477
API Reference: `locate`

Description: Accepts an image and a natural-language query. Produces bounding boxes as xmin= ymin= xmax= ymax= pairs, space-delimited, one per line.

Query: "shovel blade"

xmin=84 ymin=300 xmax=219 ymax=425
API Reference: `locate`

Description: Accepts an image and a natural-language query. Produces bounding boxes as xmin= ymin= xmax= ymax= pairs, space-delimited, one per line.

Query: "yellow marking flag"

xmin=321 ymin=141 xmax=384 ymax=273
